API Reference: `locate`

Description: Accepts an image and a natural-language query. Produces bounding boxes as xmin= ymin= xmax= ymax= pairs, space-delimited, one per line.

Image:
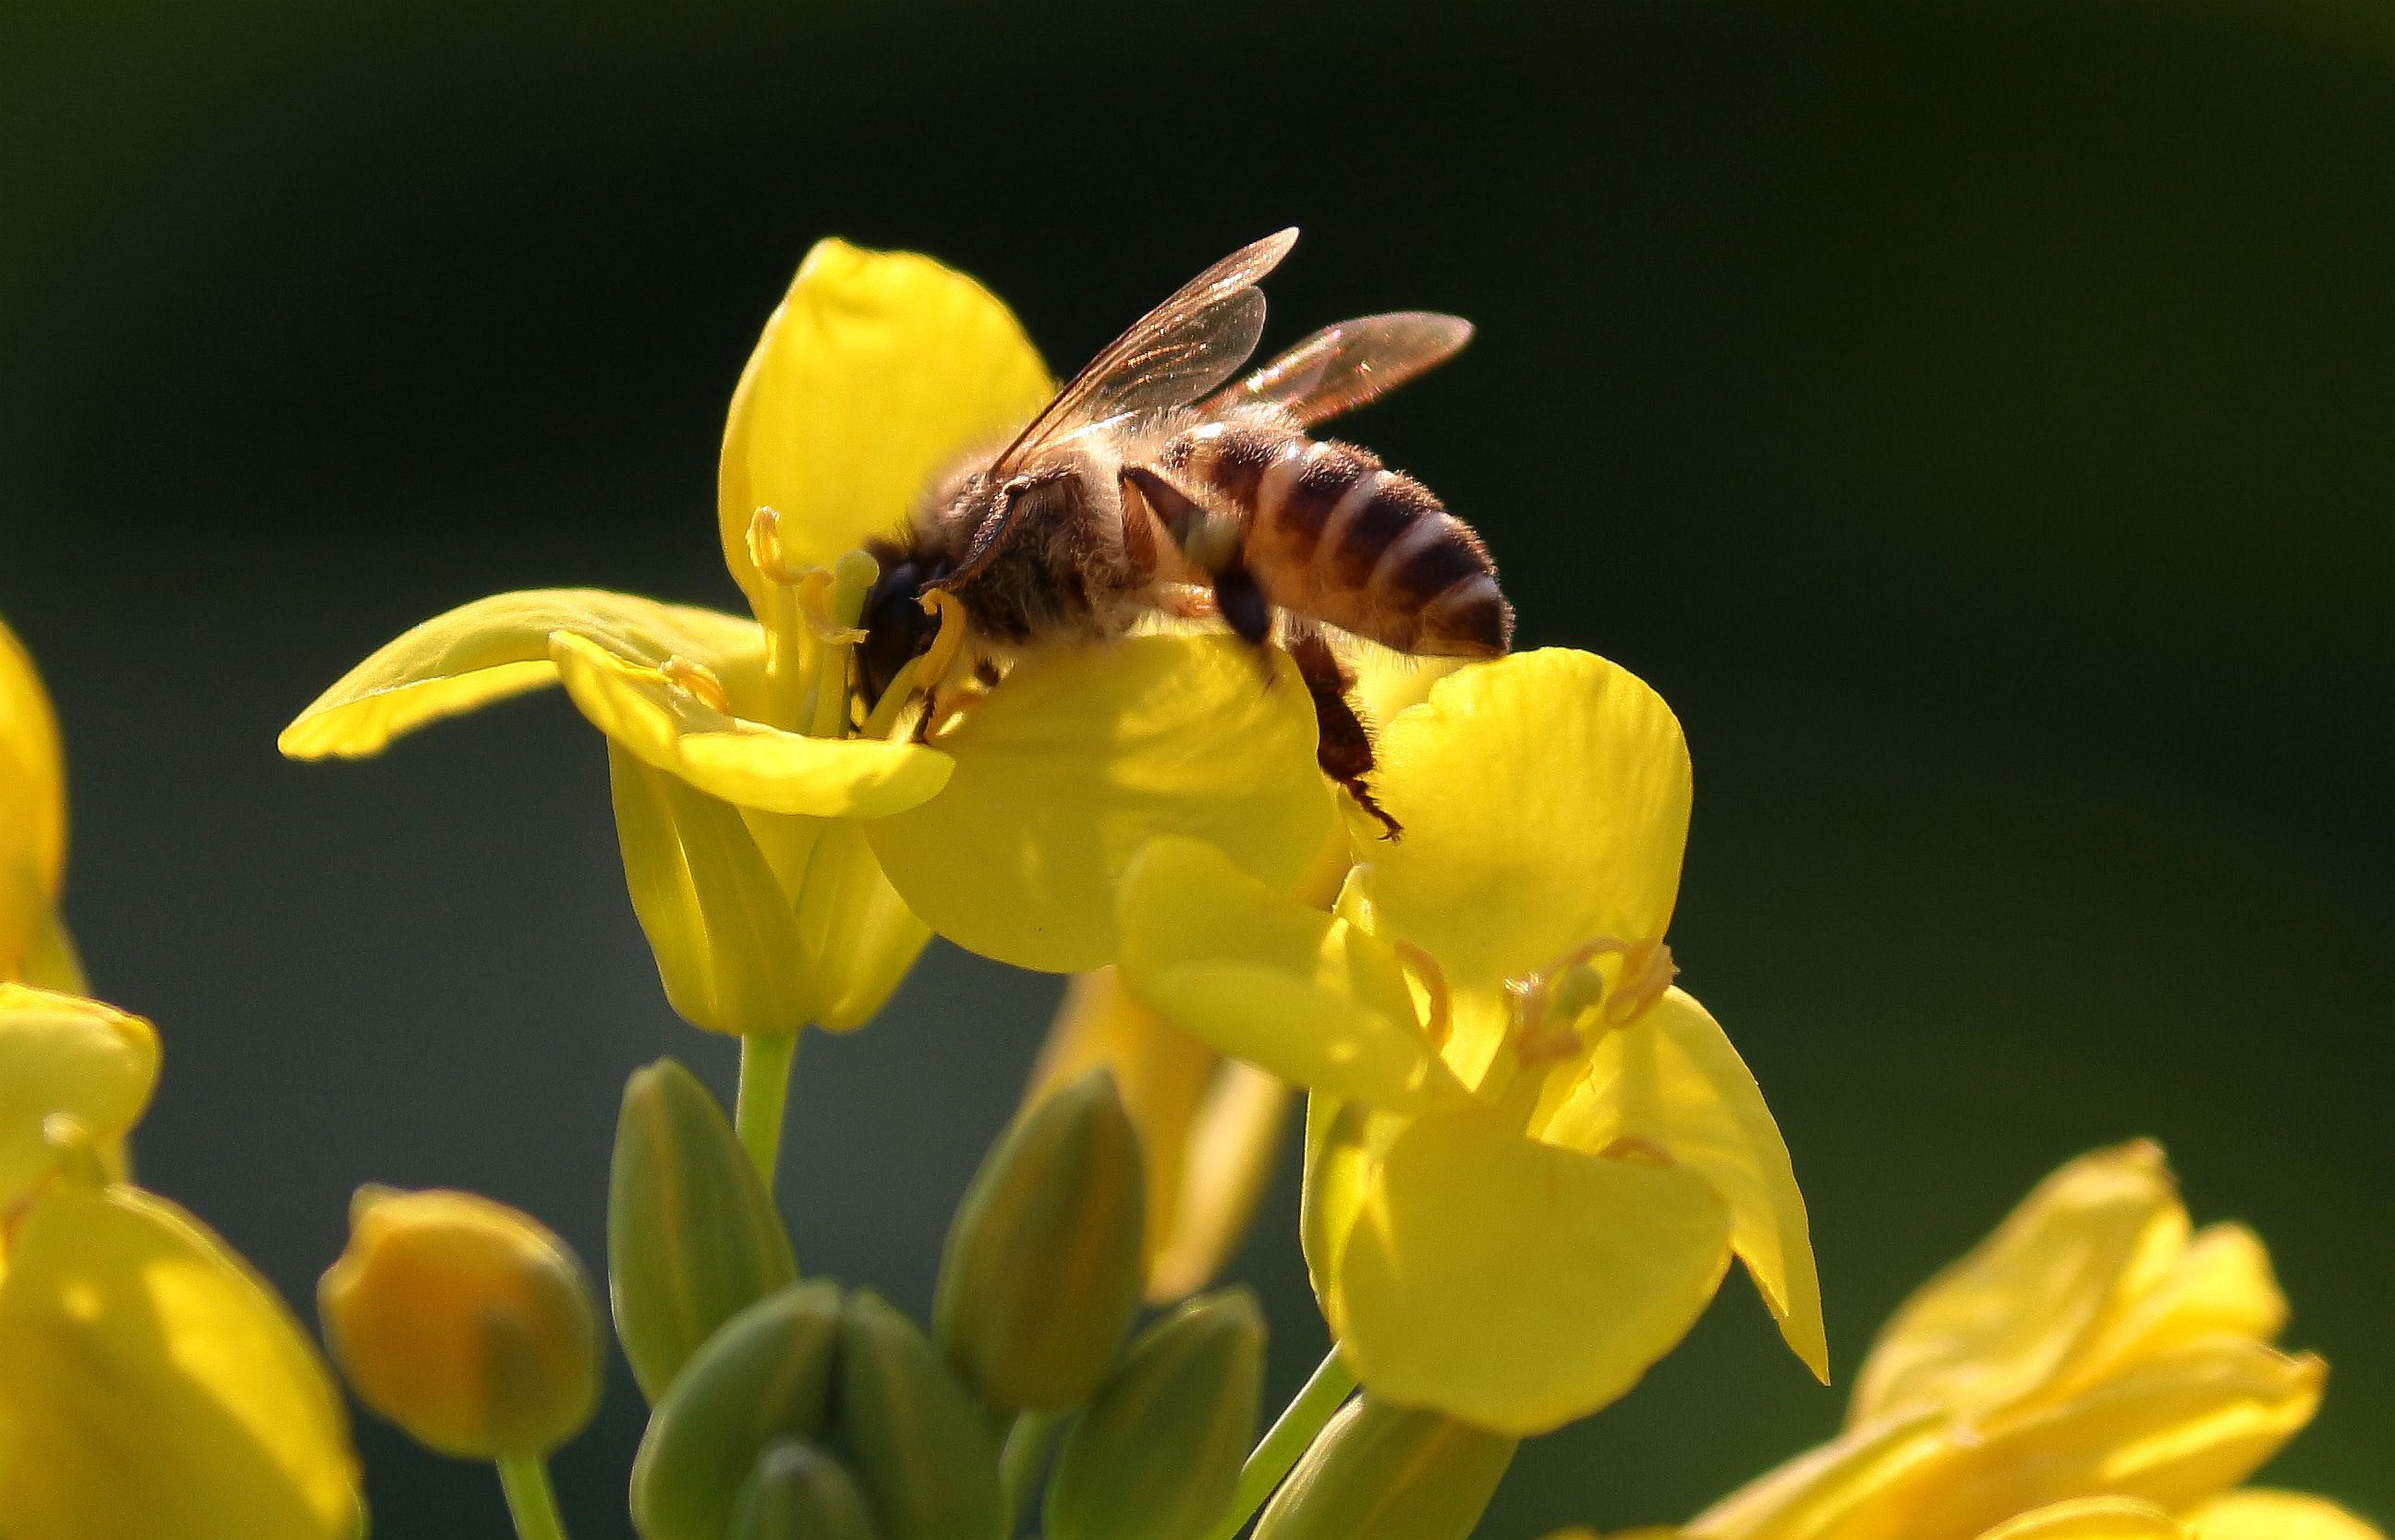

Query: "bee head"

xmin=858 ymin=552 xmax=948 ymax=707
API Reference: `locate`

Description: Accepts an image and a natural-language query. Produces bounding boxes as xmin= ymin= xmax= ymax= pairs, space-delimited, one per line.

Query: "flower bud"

xmin=319 ymin=1186 xmax=601 ymax=1461
xmin=728 ymin=1440 xmax=880 ymax=1540
xmin=632 ymin=1279 xmax=843 ymax=1540
xmin=835 ymin=1289 xmax=1004 ymax=1540
xmin=611 ymin=1057 xmax=798 ymax=1401
xmin=1045 ymin=1288 xmax=1266 ymax=1540
xmin=0 ymin=984 xmax=157 ymax=1207
xmin=935 ymin=1068 xmax=1145 ymax=1411
xmin=1251 ymin=1393 xmax=1518 ymax=1540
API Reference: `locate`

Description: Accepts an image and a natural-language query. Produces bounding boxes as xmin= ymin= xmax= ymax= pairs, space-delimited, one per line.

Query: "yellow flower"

xmin=0 ymin=1112 xmax=362 ymax=1540
xmin=1117 ymin=649 xmax=1824 ymax=1437
xmin=0 ymin=983 xmax=157 ymax=1205
xmin=1684 ymin=1142 xmax=2377 ymax=1540
xmin=1 ymin=615 xmax=84 ymax=992
xmin=320 ymin=1186 xmax=602 ymax=1461
xmin=1023 ymin=967 xmax=1292 ymax=1304
xmin=281 ymin=238 xmax=1331 ymax=1014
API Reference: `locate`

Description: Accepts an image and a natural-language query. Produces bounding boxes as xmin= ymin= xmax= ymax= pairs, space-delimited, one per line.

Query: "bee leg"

xmin=1114 ymin=467 xmax=1161 ymax=578
xmin=1287 ymin=624 xmax=1403 ymax=841
xmin=1213 ymin=563 xmax=1273 ymax=649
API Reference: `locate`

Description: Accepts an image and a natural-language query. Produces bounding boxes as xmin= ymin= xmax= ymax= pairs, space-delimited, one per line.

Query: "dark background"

xmin=4 ymin=2 xmax=2389 ymax=1534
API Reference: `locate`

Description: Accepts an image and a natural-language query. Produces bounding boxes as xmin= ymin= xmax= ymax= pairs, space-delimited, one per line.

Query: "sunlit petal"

xmin=791 ymin=817 xmax=931 ymax=1031
xmin=1542 ymin=988 xmax=1827 ymax=1382
xmin=278 ymin=588 xmax=765 ymax=760
xmin=1974 ymin=1498 xmax=2186 ymax=1540
xmin=553 ymin=632 xmax=952 ymax=819
xmin=1903 ymin=1341 xmax=2324 ymax=1540
xmin=2187 ymin=1490 xmax=2386 ymax=1540
xmin=1 ymin=617 xmax=67 ymax=981
xmin=871 ymin=637 xmax=1334 ymax=973
xmin=1687 ymin=1409 xmax=1956 ymax=1540
xmin=607 ymin=746 xmax=818 ymax=1037
xmin=1849 ymin=1141 xmax=2188 ymax=1428
xmin=1117 ymin=835 xmax=1450 ymax=1109
xmin=2058 ymin=1223 xmax=2287 ymax=1399
xmin=719 ymin=238 xmax=1052 ymax=610
xmin=0 ymin=985 xmax=158 ymax=1208
xmin=0 ymin=1182 xmax=362 ymax=1540
xmin=1328 ymin=1101 xmax=1732 ymax=1436
xmin=1365 ymin=649 xmax=1691 ymax=986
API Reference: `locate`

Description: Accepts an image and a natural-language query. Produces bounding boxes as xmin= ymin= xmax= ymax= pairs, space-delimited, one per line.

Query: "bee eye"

xmin=860 ymin=562 xmax=932 ymax=705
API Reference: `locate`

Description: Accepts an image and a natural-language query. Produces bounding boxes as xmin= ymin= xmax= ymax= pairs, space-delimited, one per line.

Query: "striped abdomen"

xmin=1161 ymin=423 xmax=1512 ymax=658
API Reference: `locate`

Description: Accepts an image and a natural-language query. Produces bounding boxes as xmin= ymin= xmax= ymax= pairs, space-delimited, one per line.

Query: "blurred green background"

xmin=4 ymin=1 xmax=2389 ymax=1534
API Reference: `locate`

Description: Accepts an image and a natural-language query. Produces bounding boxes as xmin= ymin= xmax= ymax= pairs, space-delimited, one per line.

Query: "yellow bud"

xmin=610 ymin=1058 xmax=798 ymax=1402
xmin=729 ymin=1440 xmax=880 ymax=1540
xmin=319 ymin=1186 xmax=602 ymax=1461
xmin=0 ymin=984 xmax=157 ymax=1207
xmin=935 ymin=1068 xmax=1146 ymax=1412
xmin=632 ymin=1280 xmax=844 ymax=1540
xmin=1046 ymin=1288 xmax=1266 ymax=1540
xmin=835 ymin=1290 xmax=1004 ymax=1540
xmin=1252 ymin=1393 xmax=1518 ymax=1540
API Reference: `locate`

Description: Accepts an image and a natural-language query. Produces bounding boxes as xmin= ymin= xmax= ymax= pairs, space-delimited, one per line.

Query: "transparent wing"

xmin=995 ymin=229 xmax=1298 ymax=468
xmin=1210 ymin=311 xmax=1474 ymax=428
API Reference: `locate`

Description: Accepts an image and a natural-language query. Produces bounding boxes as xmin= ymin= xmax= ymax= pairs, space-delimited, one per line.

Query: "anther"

xmin=1599 ymin=1134 xmax=1675 ymax=1168
xmin=660 ymin=656 xmax=733 ymax=715
xmin=914 ymin=587 xmax=968 ymax=686
xmin=747 ymin=506 xmax=805 ymax=585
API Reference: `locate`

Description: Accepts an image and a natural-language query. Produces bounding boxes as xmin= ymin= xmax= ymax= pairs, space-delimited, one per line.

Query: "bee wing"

xmin=995 ymin=229 xmax=1297 ymax=469
xmin=1210 ymin=311 xmax=1474 ymax=428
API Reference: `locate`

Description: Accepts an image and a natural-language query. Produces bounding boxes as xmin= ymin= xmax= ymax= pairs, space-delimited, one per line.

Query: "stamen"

xmin=1392 ymin=940 xmax=1453 ymax=1052
xmin=747 ymin=506 xmax=804 ymax=585
xmin=660 ymin=656 xmax=734 ymax=715
xmin=796 ymin=566 xmax=870 ymax=645
xmin=915 ymin=587 xmax=968 ymax=686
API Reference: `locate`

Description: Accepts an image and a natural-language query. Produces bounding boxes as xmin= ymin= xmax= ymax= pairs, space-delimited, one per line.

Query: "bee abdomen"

xmin=1169 ymin=424 xmax=1511 ymax=658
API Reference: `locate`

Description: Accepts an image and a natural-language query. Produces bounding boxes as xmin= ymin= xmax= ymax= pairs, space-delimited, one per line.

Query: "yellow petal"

xmin=787 ymin=817 xmax=931 ymax=1031
xmin=1327 ymin=1101 xmax=1732 ymax=1436
xmin=1849 ymin=1141 xmax=2189 ymax=1428
xmin=279 ymin=588 xmax=766 ymax=759
xmin=1118 ymin=835 xmax=1451 ymax=1109
xmin=2059 ymin=1223 xmax=2288 ymax=1397
xmin=554 ymin=631 xmax=952 ymax=819
xmin=0 ymin=1182 xmax=362 ymax=1540
xmin=718 ymin=237 xmax=1053 ymax=611
xmin=1907 ymin=1340 xmax=2326 ymax=1540
xmin=2188 ymin=1491 xmax=2386 ymax=1540
xmin=1687 ymin=1409 xmax=1956 ymax=1540
xmin=1347 ymin=641 xmax=1465 ymax=727
xmin=0 ymin=985 xmax=159 ymax=1208
xmin=1365 ymin=649 xmax=1691 ymax=987
xmin=608 ymin=746 xmax=819 ymax=1036
xmin=1 ymin=617 xmax=67 ymax=982
xmin=1975 ymin=1498 xmax=2187 ymax=1540
xmin=1542 ymin=987 xmax=1828 ymax=1383
xmin=1027 ymin=968 xmax=1295 ymax=1303
xmin=870 ymin=637 xmax=1335 ymax=973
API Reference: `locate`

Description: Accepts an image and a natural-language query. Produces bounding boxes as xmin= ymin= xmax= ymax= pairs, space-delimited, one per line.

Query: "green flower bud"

xmin=835 ymin=1290 xmax=1004 ymax=1540
xmin=729 ymin=1441 xmax=880 ymax=1540
xmin=611 ymin=1057 xmax=799 ymax=1402
xmin=1251 ymin=1393 xmax=1518 ymax=1540
xmin=935 ymin=1068 xmax=1145 ymax=1411
xmin=319 ymin=1186 xmax=601 ymax=1461
xmin=1045 ymin=1288 xmax=1265 ymax=1540
xmin=633 ymin=1280 xmax=843 ymax=1540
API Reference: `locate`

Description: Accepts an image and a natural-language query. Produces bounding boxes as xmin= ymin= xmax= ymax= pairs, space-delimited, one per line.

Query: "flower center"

xmin=745 ymin=508 xmax=879 ymax=735
xmin=1485 ymin=938 xmax=1678 ymax=1132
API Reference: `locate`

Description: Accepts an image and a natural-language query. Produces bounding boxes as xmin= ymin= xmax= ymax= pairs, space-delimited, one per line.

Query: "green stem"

xmin=736 ymin=1029 xmax=801 ymax=1193
xmin=998 ymin=1408 xmax=1066 ymax=1533
xmin=1201 ymin=1349 xmax=1357 ymax=1540
xmin=496 ymin=1456 xmax=571 ymax=1540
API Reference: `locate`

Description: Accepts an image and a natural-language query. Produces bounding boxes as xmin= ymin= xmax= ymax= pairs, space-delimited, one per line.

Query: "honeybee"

xmin=857 ymin=229 xmax=1512 ymax=836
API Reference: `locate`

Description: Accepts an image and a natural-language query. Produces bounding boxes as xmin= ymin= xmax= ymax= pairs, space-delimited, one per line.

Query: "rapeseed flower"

xmin=1681 ymin=1142 xmax=2376 ymax=1540
xmin=1118 ymin=648 xmax=1825 ymax=1437
xmin=282 ymin=238 xmax=1329 ymax=1023
xmin=0 ymin=621 xmax=362 ymax=1540
xmin=1 ymin=617 xmax=82 ymax=992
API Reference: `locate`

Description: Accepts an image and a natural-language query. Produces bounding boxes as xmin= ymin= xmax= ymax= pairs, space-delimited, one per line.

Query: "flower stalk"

xmin=1200 ymin=1349 xmax=1359 ymax=1540
xmin=498 ymin=1456 xmax=572 ymax=1540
